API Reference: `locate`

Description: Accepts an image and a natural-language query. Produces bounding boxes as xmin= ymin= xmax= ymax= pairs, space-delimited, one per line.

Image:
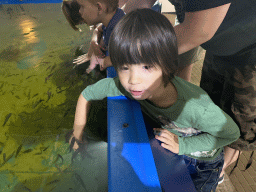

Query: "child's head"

xmin=109 ymin=8 xmax=179 ymax=86
xmin=76 ymin=0 xmax=118 ymax=26
xmin=88 ymin=0 xmax=118 ymax=12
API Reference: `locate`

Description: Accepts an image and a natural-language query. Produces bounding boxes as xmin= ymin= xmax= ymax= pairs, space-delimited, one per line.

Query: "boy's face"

xmin=117 ymin=64 xmax=165 ymax=101
xmin=76 ymin=0 xmax=100 ymax=26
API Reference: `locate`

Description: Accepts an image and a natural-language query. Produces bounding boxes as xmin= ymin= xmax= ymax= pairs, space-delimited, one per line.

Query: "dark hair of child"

xmin=109 ymin=8 xmax=179 ymax=86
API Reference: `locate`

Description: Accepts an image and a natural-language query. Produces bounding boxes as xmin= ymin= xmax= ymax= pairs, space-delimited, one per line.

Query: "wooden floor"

xmin=163 ymin=13 xmax=256 ymax=192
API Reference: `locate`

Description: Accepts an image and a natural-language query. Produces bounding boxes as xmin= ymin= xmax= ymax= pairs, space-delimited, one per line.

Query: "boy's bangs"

xmin=113 ymin=35 xmax=160 ymax=69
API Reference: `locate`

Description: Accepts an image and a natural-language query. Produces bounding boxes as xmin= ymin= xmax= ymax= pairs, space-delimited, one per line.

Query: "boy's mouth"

xmin=130 ymin=90 xmax=144 ymax=96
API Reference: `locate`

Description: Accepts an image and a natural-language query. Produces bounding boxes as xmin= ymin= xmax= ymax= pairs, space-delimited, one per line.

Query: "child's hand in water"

xmin=69 ymin=134 xmax=80 ymax=150
xmin=154 ymin=128 xmax=179 ymax=154
xmin=86 ymin=53 xmax=104 ymax=73
xmin=73 ymin=53 xmax=91 ymax=65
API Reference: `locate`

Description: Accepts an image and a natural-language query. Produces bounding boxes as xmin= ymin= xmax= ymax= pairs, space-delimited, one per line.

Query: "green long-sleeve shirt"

xmin=82 ymin=76 xmax=240 ymax=160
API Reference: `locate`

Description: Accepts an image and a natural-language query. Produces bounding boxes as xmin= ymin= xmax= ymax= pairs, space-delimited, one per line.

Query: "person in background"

xmin=119 ymin=0 xmax=256 ymax=184
xmin=62 ymin=0 xmax=125 ymax=73
xmin=70 ymin=9 xmax=240 ymax=191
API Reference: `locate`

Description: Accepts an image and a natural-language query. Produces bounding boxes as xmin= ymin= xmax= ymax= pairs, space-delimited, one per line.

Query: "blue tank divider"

xmin=0 ymin=0 xmax=62 ymax=4
xmin=107 ymin=66 xmax=196 ymax=191
xmin=108 ymin=96 xmax=162 ymax=191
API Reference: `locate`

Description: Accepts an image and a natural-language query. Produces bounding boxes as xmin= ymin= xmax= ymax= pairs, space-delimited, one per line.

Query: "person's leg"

xmin=225 ymin=44 xmax=256 ymax=152
xmin=201 ymin=44 xmax=256 ymax=177
xmin=220 ymin=146 xmax=240 ymax=177
xmin=200 ymin=52 xmax=241 ymax=179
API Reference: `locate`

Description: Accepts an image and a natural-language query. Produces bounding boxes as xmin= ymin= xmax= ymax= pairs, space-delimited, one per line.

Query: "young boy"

xmin=71 ymin=0 xmax=125 ymax=73
xmin=71 ymin=8 xmax=240 ymax=191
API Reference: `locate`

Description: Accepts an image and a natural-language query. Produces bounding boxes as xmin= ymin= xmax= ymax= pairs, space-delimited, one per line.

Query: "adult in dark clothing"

xmin=121 ymin=0 xmax=256 ymax=184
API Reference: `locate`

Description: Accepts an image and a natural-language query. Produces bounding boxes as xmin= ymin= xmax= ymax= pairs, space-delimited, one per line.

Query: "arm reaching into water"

xmin=73 ymin=25 xmax=106 ymax=66
xmin=69 ymin=94 xmax=91 ymax=150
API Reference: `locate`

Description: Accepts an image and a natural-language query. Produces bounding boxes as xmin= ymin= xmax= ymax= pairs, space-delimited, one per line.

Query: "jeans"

xmin=183 ymin=151 xmax=224 ymax=192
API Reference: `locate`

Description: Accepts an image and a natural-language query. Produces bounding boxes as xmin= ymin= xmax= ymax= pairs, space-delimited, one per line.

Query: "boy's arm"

xmin=178 ymin=104 xmax=240 ymax=155
xmin=73 ymin=26 xmax=105 ymax=66
xmin=71 ymin=94 xmax=91 ymax=149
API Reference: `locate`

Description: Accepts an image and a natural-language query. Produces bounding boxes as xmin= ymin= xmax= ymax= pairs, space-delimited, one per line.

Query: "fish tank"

xmin=0 ymin=0 xmax=108 ymax=191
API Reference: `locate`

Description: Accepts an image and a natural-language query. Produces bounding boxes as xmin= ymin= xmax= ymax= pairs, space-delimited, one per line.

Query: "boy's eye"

xmin=143 ymin=65 xmax=152 ymax=70
xmin=120 ymin=66 xmax=129 ymax=70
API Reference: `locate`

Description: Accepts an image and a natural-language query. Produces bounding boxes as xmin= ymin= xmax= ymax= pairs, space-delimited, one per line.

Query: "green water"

xmin=0 ymin=3 xmax=107 ymax=191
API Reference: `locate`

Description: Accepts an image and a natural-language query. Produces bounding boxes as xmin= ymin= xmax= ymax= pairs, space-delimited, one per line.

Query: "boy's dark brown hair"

xmin=109 ymin=8 xmax=179 ymax=86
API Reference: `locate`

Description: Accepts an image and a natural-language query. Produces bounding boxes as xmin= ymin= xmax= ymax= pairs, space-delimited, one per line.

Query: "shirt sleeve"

xmin=184 ymin=0 xmax=232 ymax=12
xmin=81 ymin=78 xmax=124 ymax=101
xmin=178 ymin=103 xmax=240 ymax=155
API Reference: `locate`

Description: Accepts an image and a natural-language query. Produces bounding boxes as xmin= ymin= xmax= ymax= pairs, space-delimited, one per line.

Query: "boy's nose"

xmin=128 ymin=72 xmax=140 ymax=85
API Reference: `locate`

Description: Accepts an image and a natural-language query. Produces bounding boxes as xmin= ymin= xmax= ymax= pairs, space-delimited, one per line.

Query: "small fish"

xmin=32 ymin=99 xmax=44 ymax=109
xmin=3 ymin=113 xmax=12 ymax=127
xmin=26 ymin=75 xmax=36 ymax=79
xmin=32 ymin=117 xmax=42 ymax=122
xmin=32 ymin=93 xmax=39 ymax=98
xmin=46 ymin=179 xmax=60 ymax=186
xmin=46 ymin=90 xmax=52 ymax=101
xmin=50 ymin=64 xmax=57 ymax=72
xmin=0 ymin=83 xmax=4 ymax=90
xmin=3 ymin=152 xmax=14 ymax=163
xmin=56 ymin=87 xmax=68 ymax=94
xmin=46 ymin=66 xmax=51 ymax=71
xmin=23 ymin=149 xmax=32 ymax=153
xmin=27 ymin=90 xmax=31 ymax=100
xmin=53 ymin=154 xmax=64 ymax=165
xmin=74 ymin=173 xmax=88 ymax=191
xmin=3 ymin=153 xmax=6 ymax=162
xmin=63 ymin=108 xmax=71 ymax=117
xmin=7 ymin=74 xmax=19 ymax=77
xmin=15 ymin=95 xmax=20 ymax=99
xmin=34 ymin=146 xmax=49 ymax=155
xmin=19 ymin=5 xmax=25 ymax=12
xmin=45 ymin=73 xmax=54 ymax=83
xmin=20 ymin=186 xmax=32 ymax=192
xmin=43 ymin=146 xmax=49 ymax=151
xmin=15 ymin=144 xmax=23 ymax=157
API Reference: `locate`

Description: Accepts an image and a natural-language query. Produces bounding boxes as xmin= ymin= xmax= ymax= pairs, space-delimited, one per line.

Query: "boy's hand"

xmin=69 ymin=135 xmax=79 ymax=150
xmin=69 ymin=130 xmax=83 ymax=151
xmin=73 ymin=53 xmax=90 ymax=65
xmin=154 ymin=128 xmax=179 ymax=154
xmin=86 ymin=54 xmax=104 ymax=73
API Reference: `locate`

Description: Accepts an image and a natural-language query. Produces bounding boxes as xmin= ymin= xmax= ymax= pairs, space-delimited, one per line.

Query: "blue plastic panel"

xmin=108 ymin=96 xmax=162 ymax=192
xmin=0 ymin=0 xmax=62 ymax=4
xmin=143 ymin=114 xmax=196 ymax=192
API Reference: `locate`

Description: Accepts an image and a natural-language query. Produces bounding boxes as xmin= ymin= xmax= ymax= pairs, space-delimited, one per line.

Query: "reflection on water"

xmin=17 ymin=15 xmax=46 ymax=69
xmin=18 ymin=14 xmax=38 ymax=44
xmin=0 ymin=3 xmax=107 ymax=192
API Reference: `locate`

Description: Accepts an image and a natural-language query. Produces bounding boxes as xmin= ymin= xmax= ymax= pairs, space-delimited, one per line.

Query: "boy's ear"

xmin=96 ymin=2 xmax=107 ymax=14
